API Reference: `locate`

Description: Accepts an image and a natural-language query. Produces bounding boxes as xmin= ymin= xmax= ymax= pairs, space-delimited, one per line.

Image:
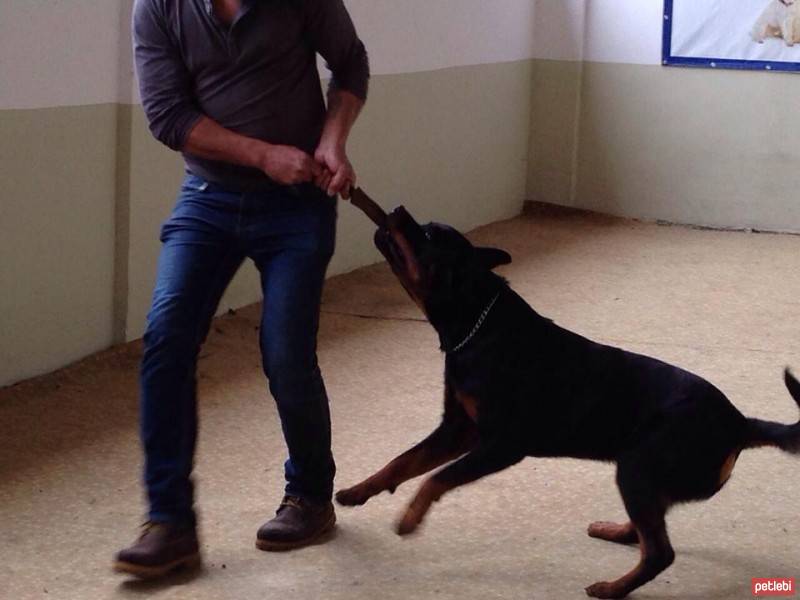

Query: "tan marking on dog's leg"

xmin=586 ymin=523 xmax=674 ymax=599
xmin=454 ymin=390 xmax=480 ymax=422
xmin=718 ymin=451 xmax=739 ymax=486
xmin=336 ymin=424 xmax=476 ymax=506
xmin=396 ymin=477 xmax=450 ymax=535
xmin=588 ymin=521 xmax=638 ymax=545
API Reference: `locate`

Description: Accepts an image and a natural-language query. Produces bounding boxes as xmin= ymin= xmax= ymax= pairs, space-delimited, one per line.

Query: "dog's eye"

xmin=424 ymin=231 xmax=432 ymax=241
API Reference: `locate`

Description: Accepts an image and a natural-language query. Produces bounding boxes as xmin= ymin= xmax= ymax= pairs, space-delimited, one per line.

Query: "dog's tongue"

xmin=349 ymin=188 xmax=388 ymax=228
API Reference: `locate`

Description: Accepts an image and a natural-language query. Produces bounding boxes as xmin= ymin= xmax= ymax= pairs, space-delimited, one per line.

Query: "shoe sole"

xmin=255 ymin=512 xmax=336 ymax=552
xmin=113 ymin=552 xmax=201 ymax=579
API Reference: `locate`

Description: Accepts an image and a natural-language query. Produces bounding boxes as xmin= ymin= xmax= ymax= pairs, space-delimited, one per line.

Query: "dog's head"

xmin=374 ymin=206 xmax=511 ymax=315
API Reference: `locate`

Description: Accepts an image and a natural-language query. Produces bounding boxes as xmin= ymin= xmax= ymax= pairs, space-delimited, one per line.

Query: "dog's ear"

xmin=474 ymin=247 xmax=512 ymax=270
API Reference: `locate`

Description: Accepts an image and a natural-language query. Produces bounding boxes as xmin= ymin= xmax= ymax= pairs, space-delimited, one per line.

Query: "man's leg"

xmin=116 ymin=178 xmax=244 ymax=576
xmin=249 ymin=186 xmax=337 ymax=550
xmin=140 ymin=228 xmax=244 ymax=526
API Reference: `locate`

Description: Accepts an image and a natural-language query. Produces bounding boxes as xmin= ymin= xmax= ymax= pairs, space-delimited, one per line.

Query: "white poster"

xmin=664 ymin=0 xmax=800 ymax=71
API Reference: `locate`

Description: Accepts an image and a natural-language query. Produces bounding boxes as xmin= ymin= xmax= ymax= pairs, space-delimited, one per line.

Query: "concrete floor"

xmin=2 ymin=210 xmax=799 ymax=600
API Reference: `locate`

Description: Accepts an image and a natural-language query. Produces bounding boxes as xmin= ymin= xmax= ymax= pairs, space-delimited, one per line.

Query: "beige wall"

xmin=574 ymin=62 xmax=800 ymax=232
xmin=0 ymin=105 xmax=119 ymax=383
xmin=527 ymin=60 xmax=583 ymax=207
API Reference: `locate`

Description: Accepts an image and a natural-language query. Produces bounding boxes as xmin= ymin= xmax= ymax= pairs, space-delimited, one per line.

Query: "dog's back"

xmin=445 ymin=285 xmax=747 ymax=462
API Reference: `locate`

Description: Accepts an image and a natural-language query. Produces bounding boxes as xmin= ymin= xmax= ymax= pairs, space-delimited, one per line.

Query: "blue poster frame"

xmin=662 ymin=0 xmax=800 ymax=72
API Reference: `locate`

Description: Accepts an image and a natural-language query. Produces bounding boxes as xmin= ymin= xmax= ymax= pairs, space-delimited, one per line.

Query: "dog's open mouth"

xmin=375 ymin=207 xmax=425 ymax=284
xmin=374 ymin=228 xmax=403 ymax=268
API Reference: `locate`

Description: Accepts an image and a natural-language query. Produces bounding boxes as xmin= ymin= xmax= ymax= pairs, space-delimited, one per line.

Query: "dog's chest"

xmin=454 ymin=389 xmax=481 ymax=422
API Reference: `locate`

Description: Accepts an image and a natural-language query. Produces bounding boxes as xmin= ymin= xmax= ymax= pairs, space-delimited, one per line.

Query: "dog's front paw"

xmin=585 ymin=581 xmax=628 ymax=599
xmin=335 ymin=485 xmax=373 ymax=507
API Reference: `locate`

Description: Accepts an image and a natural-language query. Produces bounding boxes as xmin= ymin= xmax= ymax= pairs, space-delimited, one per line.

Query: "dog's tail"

xmin=744 ymin=369 xmax=800 ymax=453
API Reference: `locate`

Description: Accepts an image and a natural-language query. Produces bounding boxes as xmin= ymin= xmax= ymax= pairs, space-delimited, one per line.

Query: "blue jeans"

xmin=141 ymin=174 xmax=337 ymax=525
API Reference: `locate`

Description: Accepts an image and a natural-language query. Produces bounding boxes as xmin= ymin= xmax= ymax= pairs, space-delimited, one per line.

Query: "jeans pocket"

xmin=181 ymin=174 xmax=209 ymax=193
xmin=161 ymin=179 xmax=206 ymax=242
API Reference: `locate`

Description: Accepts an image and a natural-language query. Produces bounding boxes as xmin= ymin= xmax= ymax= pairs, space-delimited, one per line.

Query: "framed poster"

xmin=663 ymin=0 xmax=800 ymax=72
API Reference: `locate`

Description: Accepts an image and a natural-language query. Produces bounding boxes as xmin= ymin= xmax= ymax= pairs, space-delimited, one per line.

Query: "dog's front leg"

xmin=395 ymin=440 xmax=524 ymax=535
xmin=336 ymin=418 xmax=477 ymax=507
xmin=751 ymin=14 xmax=770 ymax=42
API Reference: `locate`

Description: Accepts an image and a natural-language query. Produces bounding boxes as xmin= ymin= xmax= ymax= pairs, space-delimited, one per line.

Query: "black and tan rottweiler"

xmin=336 ymin=206 xmax=800 ymax=598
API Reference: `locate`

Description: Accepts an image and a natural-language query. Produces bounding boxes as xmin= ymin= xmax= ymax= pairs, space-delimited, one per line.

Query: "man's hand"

xmin=260 ymin=144 xmax=323 ymax=186
xmin=314 ymin=143 xmax=355 ymax=198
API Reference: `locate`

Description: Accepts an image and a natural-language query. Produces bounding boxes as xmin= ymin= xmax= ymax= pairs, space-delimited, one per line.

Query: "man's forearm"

xmin=183 ymin=116 xmax=270 ymax=169
xmin=318 ymin=89 xmax=364 ymax=150
xmin=182 ymin=116 xmax=322 ymax=186
xmin=312 ymin=89 xmax=365 ymax=197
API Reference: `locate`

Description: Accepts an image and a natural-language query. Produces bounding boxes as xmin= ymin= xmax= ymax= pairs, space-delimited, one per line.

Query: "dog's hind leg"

xmin=586 ymin=459 xmax=674 ymax=599
xmin=752 ymin=10 xmax=769 ymax=42
xmin=587 ymin=521 xmax=638 ymax=545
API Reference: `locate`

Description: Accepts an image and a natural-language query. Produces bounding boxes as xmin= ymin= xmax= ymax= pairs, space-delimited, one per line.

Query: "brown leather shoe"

xmin=256 ymin=495 xmax=336 ymax=551
xmin=113 ymin=521 xmax=201 ymax=579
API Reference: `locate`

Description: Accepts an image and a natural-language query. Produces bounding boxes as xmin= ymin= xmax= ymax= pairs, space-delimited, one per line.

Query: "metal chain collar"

xmin=446 ymin=292 xmax=501 ymax=353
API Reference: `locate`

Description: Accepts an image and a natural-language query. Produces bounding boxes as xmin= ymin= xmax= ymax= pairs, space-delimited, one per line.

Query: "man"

xmin=114 ymin=0 xmax=368 ymax=578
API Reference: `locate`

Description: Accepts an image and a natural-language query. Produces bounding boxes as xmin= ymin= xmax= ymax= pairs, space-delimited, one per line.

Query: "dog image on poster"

xmin=667 ymin=0 xmax=800 ymax=69
xmin=752 ymin=0 xmax=800 ymax=46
